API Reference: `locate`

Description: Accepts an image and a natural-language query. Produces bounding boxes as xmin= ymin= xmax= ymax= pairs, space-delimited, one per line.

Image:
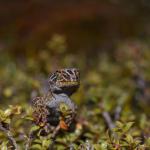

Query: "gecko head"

xmin=48 ymin=68 xmax=80 ymax=95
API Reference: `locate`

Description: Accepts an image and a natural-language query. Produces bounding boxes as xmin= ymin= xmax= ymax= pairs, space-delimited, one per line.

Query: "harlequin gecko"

xmin=31 ymin=68 xmax=80 ymax=132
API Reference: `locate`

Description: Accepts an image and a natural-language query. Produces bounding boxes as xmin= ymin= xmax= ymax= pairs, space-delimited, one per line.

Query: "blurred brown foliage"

xmin=0 ymin=0 xmax=150 ymax=53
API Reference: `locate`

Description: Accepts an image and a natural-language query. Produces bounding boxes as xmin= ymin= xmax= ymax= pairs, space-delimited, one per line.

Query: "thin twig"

xmin=99 ymin=102 xmax=115 ymax=130
xmin=25 ymin=131 xmax=35 ymax=150
xmin=49 ymin=125 xmax=61 ymax=150
xmin=51 ymin=124 xmax=61 ymax=139
xmin=0 ymin=123 xmax=18 ymax=150
xmin=102 ymin=111 xmax=115 ymax=130
xmin=114 ymin=105 xmax=122 ymax=121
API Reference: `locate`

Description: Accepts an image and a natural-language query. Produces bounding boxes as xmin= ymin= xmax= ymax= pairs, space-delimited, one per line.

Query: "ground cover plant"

xmin=0 ymin=37 xmax=150 ymax=149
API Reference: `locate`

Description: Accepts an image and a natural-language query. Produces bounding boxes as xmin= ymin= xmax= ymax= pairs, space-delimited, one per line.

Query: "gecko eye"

xmin=49 ymin=73 xmax=57 ymax=83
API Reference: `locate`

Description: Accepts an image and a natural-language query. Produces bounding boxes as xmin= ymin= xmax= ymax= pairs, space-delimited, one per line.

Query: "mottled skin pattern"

xmin=49 ymin=68 xmax=80 ymax=96
xmin=31 ymin=68 xmax=80 ymax=131
xmin=32 ymin=94 xmax=51 ymax=127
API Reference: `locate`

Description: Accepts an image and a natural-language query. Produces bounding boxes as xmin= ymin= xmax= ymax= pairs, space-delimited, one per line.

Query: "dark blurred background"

xmin=0 ymin=0 xmax=150 ymax=54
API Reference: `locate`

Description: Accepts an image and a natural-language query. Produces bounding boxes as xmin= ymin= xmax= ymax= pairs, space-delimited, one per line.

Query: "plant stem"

xmin=102 ymin=111 xmax=115 ymax=130
xmin=0 ymin=123 xmax=18 ymax=150
xmin=49 ymin=125 xmax=61 ymax=150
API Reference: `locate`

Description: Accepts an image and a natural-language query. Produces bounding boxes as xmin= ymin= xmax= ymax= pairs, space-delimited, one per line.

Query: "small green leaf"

xmin=42 ymin=139 xmax=50 ymax=148
xmin=33 ymin=139 xmax=42 ymax=144
xmin=100 ymin=142 xmax=108 ymax=150
xmin=0 ymin=141 xmax=8 ymax=150
xmin=124 ymin=122 xmax=134 ymax=132
xmin=30 ymin=125 xmax=40 ymax=132
xmin=145 ymin=137 xmax=150 ymax=147
xmin=93 ymin=144 xmax=101 ymax=150
xmin=125 ymin=134 xmax=134 ymax=144
xmin=4 ymin=109 xmax=12 ymax=117
xmin=25 ymin=116 xmax=34 ymax=121
xmin=116 ymin=121 xmax=124 ymax=128
xmin=31 ymin=144 xmax=42 ymax=150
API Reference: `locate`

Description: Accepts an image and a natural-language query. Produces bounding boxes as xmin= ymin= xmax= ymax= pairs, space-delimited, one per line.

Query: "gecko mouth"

xmin=53 ymin=81 xmax=79 ymax=96
xmin=56 ymin=81 xmax=79 ymax=87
